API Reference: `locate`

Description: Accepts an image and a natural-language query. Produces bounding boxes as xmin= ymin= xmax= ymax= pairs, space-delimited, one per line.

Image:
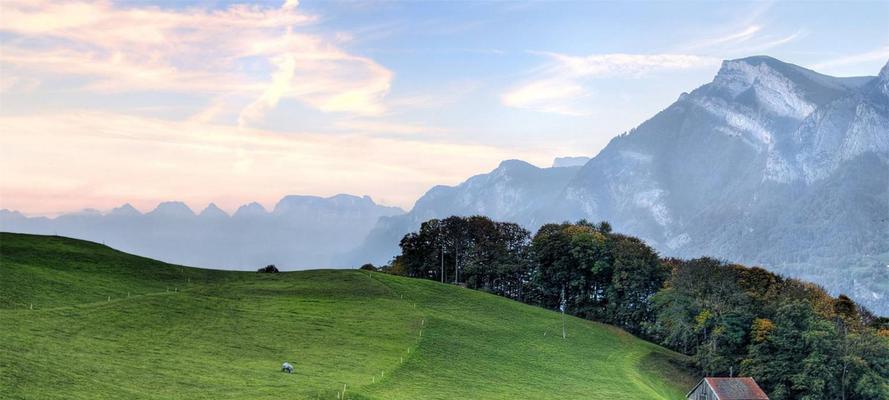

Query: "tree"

xmin=741 ymin=301 xmax=849 ymax=400
xmin=397 ymin=219 xmax=446 ymax=280
xmin=257 ymin=264 xmax=279 ymax=273
xmin=359 ymin=263 xmax=376 ymax=271
xmin=605 ymin=234 xmax=666 ymax=335
xmin=743 ymin=301 xmax=814 ymax=399
xmin=391 ymin=216 xmax=889 ymax=398
xmin=654 ymin=258 xmax=753 ymax=374
xmin=845 ymin=331 xmax=889 ymax=400
xmin=531 ymin=222 xmax=601 ymax=313
xmin=396 ymin=216 xmax=531 ymax=300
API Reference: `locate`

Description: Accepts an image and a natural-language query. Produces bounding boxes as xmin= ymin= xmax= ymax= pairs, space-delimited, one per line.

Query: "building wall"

xmin=687 ymin=383 xmax=715 ymax=400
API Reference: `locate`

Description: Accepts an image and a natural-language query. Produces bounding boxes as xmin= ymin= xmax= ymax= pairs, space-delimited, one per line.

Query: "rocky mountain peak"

xmin=710 ymin=56 xmax=820 ymax=119
xmin=877 ymin=60 xmax=889 ymax=96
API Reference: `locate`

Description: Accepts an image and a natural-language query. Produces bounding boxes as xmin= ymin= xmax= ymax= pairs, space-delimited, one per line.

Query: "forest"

xmin=380 ymin=216 xmax=889 ymax=400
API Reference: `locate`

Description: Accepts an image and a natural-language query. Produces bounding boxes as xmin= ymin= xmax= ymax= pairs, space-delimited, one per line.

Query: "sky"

xmin=1 ymin=0 xmax=887 ymax=216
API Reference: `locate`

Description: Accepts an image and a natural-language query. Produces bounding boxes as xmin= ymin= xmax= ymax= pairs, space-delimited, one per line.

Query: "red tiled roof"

xmin=705 ymin=377 xmax=769 ymax=400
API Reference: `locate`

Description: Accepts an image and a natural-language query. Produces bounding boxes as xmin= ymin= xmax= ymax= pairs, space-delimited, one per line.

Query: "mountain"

xmin=557 ymin=56 xmax=888 ymax=313
xmin=0 ymin=194 xmax=403 ymax=269
xmin=147 ymin=201 xmax=196 ymax=218
xmin=109 ymin=203 xmax=141 ymax=217
xmin=354 ymin=56 xmax=889 ymax=314
xmin=552 ymin=156 xmax=590 ymax=167
xmin=198 ymin=203 xmax=229 ymax=219
xmin=340 ymin=159 xmax=583 ymax=265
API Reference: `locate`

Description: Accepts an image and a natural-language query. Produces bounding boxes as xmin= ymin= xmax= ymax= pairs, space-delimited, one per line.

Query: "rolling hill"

xmin=0 ymin=233 xmax=696 ymax=399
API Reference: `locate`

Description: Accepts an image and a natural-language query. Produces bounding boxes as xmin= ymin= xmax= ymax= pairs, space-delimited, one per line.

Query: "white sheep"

xmin=281 ymin=362 xmax=294 ymax=374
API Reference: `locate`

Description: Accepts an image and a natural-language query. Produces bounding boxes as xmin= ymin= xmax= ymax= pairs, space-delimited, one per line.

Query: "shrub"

xmin=257 ymin=264 xmax=279 ymax=273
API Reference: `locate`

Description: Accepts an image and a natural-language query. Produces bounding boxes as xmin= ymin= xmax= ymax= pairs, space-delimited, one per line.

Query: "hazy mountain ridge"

xmin=0 ymin=195 xmax=403 ymax=269
xmin=339 ymin=159 xmax=583 ymax=265
xmin=355 ymin=56 xmax=889 ymax=314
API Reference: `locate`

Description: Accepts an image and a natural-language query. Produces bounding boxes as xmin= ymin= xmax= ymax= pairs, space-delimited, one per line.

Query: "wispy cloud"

xmin=0 ymin=73 xmax=40 ymax=93
xmin=813 ymin=46 xmax=889 ymax=71
xmin=502 ymin=78 xmax=588 ymax=116
xmin=239 ymin=52 xmax=297 ymax=127
xmin=0 ymin=0 xmax=393 ymax=124
xmin=332 ymin=119 xmax=451 ymax=137
xmin=502 ymin=53 xmax=718 ymax=115
xmin=684 ymin=25 xmax=763 ymax=50
xmin=731 ymin=30 xmax=808 ymax=54
xmin=677 ymin=1 xmax=803 ymax=56
xmin=682 ymin=25 xmax=807 ymax=55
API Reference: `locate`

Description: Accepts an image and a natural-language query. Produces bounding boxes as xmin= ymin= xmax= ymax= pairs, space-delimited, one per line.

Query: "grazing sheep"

xmin=281 ymin=362 xmax=294 ymax=374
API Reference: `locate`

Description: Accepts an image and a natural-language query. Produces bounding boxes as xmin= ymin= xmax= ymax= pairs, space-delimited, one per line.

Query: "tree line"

xmin=379 ymin=216 xmax=888 ymax=400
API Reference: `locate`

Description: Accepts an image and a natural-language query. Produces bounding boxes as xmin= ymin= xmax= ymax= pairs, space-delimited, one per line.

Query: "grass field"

xmin=0 ymin=233 xmax=697 ymax=399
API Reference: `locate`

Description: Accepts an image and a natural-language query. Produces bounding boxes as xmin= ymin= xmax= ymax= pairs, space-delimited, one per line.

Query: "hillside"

xmin=0 ymin=233 xmax=695 ymax=399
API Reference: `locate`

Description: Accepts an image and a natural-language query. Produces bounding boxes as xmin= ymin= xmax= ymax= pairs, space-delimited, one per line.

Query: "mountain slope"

xmin=557 ymin=56 xmax=889 ymax=313
xmin=344 ymin=160 xmax=582 ymax=265
xmin=0 ymin=233 xmax=695 ymax=399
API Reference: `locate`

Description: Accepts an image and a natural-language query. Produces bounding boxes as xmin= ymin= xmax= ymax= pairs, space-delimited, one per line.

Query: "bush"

xmin=257 ymin=264 xmax=279 ymax=273
xmin=359 ymin=263 xmax=376 ymax=271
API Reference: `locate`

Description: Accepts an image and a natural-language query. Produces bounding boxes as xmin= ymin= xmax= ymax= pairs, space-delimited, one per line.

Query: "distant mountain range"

xmin=2 ymin=56 xmax=886 ymax=314
xmin=0 ymin=195 xmax=402 ymax=269
xmin=350 ymin=56 xmax=889 ymax=314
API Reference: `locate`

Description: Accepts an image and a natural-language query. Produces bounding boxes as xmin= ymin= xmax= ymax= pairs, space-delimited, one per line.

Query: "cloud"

xmin=813 ymin=46 xmax=889 ymax=71
xmin=502 ymin=78 xmax=588 ymax=116
xmin=0 ymin=0 xmax=392 ymax=123
xmin=0 ymin=111 xmax=547 ymax=214
xmin=239 ymin=53 xmax=297 ymax=127
xmin=537 ymin=53 xmax=717 ymax=77
xmin=332 ymin=119 xmax=451 ymax=137
xmin=0 ymin=74 xmax=40 ymax=93
xmin=728 ymin=30 xmax=808 ymax=54
xmin=678 ymin=3 xmax=803 ymax=56
xmin=684 ymin=25 xmax=763 ymax=50
xmin=502 ymin=53 xmax=718 ymax=115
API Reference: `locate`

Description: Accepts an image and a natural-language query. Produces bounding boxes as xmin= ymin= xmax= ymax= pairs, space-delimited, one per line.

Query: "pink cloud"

xmin=0 ymin=111 xmax=550 ymax=215
xmin=0 ymin=0 xmax=392 ymax=121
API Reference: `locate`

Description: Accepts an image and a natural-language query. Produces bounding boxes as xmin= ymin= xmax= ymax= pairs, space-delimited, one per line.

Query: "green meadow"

xmin=0 ymin=233 xmax=696 ymax=399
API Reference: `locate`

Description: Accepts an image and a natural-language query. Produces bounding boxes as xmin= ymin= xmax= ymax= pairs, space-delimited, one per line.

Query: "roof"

xmin=686 ymin=377 xmax=769 ymax=400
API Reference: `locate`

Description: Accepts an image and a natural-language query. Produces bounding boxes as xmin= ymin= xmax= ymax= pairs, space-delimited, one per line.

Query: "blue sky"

xmin=1 ymin=0 xmax=887 ymax=215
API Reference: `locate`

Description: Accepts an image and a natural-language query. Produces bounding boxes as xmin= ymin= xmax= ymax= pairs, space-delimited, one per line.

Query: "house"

xmin=686 ymin=377 xmax=769 ymax=400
